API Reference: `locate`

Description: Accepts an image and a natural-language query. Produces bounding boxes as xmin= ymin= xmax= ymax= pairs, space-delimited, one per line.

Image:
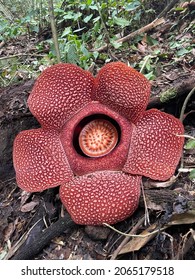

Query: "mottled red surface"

xmin=13 ymin=62 xmax=184 ymax=225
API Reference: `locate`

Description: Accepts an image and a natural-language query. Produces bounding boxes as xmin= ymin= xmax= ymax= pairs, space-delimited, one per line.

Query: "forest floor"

xmin=0 ymin=5 xmax=195 ymax=260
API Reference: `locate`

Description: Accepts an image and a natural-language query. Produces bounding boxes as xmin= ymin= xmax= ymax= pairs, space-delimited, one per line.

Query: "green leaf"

xmin=111 ymin=39 xmax=122 ymax=49
xmin=93 ymin=51 xmax=99 ymax=60
xmin=169 ymin=42 xmax=182 ymax=49
xmin=144 ymin=71 xmax=156 ymax=80
xmin=87 ymin=0 xmax=92 ymax=5
xmin=146 ymin=35 xmax=158 ymax=46
xmin=61 ymin=27 xmax=72 ymax=37
xmin=83 ymin=14 xmax=93 ymax=23
xmin=93 ymin=16 xmax=100 ymax=23
xmin=189 ymin=169 xmax=195 ymax=180
xmin=63 ymin=12 xmax=82 ymax=21
xmin=125 ymin=1 xmax=141 ymax=11
xmin=184 ymin=139 xmax=195 ymax=149
xmin=113 ymin=17 xmax=130 ymax=27
xmin=80 ymin=44 xmax=89 ymax=57
xmin=74 ymin=27 xmax=86 ymax=33
xmin=177 ymin=47 xmax=190 ymax=56
xmin=67 ymin=44 xmax=79 ymax=64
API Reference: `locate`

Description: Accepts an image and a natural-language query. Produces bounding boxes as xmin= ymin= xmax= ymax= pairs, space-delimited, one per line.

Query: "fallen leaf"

xmin=20 ymin=201 xmax=39 ymax=212
xmin=168 ymin=210 xmax=195 ymax=226
xmin=119 ymin=211 xmax=195 ymax=255
xmin=119 ymin=223 xmax=166 ymax=254
xmin=20 ymin=191 xmax=31 ymax=206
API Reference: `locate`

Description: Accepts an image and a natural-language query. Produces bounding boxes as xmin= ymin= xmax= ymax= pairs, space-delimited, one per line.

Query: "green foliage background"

xmin=0 ymin=0 xmax=194 ymax=86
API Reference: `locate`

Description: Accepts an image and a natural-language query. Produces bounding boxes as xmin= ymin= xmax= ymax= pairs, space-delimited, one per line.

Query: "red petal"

xmin=60 ymin=171 xmax=141 ymax=225
xmin=123 ymin=109 xmax=184 ymax=180
xmin=28 ymin=64 xmax=94 ymax=129
xmin=93 ymin=62 xmax=151 ymax=123
xmin=13 ymin=128 xmax=73 ymax=192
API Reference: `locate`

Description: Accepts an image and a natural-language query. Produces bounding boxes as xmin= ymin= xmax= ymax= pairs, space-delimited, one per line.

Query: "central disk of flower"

xmin=78 ymin=119 xmax=118 ymax=158
xmin=60 ymin=102 xmax=133 ymax=176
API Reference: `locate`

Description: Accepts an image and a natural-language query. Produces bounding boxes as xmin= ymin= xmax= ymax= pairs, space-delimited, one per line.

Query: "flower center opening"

xmin=73 ymin=114 xmax=120 ymax=158
xmin=78 ymin=119 xmax=118 ymax=157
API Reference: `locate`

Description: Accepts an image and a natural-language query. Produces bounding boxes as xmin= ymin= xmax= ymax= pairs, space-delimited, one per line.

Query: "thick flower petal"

xmin=93 ymin=62 xmax=151 ymax=123
xmin=123 ymin=109 xmax=184 ymax=181
xmin=28 ymin=64 xmax=94 ymax=129
xmin=60 ymin=171 xmax=141 ymax=225
xmin=13 ymin=128 xmax=73 ymax=192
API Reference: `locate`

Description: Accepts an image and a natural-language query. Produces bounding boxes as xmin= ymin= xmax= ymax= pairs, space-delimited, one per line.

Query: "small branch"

xmin=92 ymin=17 xmax=165 ymax=53
xmin=95 ymin=0 xmax=111 ymax=46
xmin=179 ymin=87 xmax=195 ymax=169
xmin=103 ymin=223 xmax=167 ymax=238
xmin=158 ymin=0 xmax=180 ymax=18
xmin=10 ymin=213 xmax=76 ymax=260
xmin=110 ymin=216 xmax=145 ymax=260
xmin=174 ymin=229 xmax=195 ymax=260
xmin=141 ymin=181 xmax=150 ymax=226
xmin=147 ymin=77 xmax=195 ymax=109
xmin=179 ymin=87 xmax=195 ymax=122
xmin=48 ymin=0 xmax=61 ymax=63
xmin=0 ymin=53 xmax=45 ymax=61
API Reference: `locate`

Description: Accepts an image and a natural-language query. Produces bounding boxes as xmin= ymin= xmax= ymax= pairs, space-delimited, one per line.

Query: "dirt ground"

xmin=0 ymin=5 xmax=195 ymax=260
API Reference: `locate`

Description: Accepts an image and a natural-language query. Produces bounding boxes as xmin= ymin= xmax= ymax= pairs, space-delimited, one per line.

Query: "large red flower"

xmin=13 ymin=62 xmax=184 ymax=225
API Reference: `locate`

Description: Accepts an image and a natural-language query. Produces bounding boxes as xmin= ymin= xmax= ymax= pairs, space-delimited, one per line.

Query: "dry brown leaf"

xmin=190 ymin=229 xmax=195 ymax=241
xmin=119 ymin=211 xmax=195 ymax=255
xmin=144 ymin=175 xmax=177 ymax=188
xmin=167 ymin=210 xmax=195 ymax=226
xmin=20 ymin=201 xmax=39 ymax=212
xmin=4 ymin=217 xmax=19 ymax=243
xmin=137 ymin=42 xmax=147 ymax=53
xmin=20 ymin=190 xmax=31 ymax=206
xmin=119 ymin=223 xmax=166 ymax=254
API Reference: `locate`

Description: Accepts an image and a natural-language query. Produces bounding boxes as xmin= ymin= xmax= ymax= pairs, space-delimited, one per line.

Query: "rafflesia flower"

xmin=13 ymin=62 xmax=184 ymax=225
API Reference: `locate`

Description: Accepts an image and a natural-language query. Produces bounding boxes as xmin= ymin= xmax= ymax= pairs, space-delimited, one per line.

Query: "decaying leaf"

xmin=118 ymin=223 xmax=168 ymax=254
xmin=167 ymin=210 xmax=195 ymax=226
xmin=118 ymin=210 xmax=195 ymax=255
xmin=20 ymin=201 xmax=39 ymax=212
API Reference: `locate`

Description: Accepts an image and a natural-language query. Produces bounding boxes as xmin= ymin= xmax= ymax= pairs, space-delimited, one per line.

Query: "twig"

xmin=48 ymin=0 xmax=61 ymax=63
xmin=92 ymin=17 xmax=165 ymax=52
xmin=158 ymin=0 xmax=180 ymax=18
xmin=0 ymin=53 xmax=45 ymax=61
xmin=174 ymin=229 xmax=195 ymax=260
xmin=110 ymin=216 xmax=145 ymax=260
xmin=11 ymin=213 xmax=76 ymax=260
xmin=179 ymin=87 xmax=195 ymax=122
xmin=141 ymin=181 xmax=150 ymax=226
xmin=178 ymin=168 xmax=195 ymax=173
xmin=179 ymin=87 xmax=195 ymax=169
xmin=103 ymin=223 xmax=167 ymax=238
xmin=94 ymin=0 xmax=111 ymax=47
xmin=177 ymin=134 xmax=195 ymax=141
xmin=161 ymin=232 xmax=174 ymax=259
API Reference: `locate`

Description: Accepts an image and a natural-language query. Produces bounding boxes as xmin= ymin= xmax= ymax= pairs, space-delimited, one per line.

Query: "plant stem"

xmin=180 ymin=87 xmax=195 ymax=121
xmin=179 ymin=87 xmax=195 ymax=169
xmin=48 ymin=0 xmax=61 ymax=63
xmin=94 ymin=0 xmax=111 ymax=46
